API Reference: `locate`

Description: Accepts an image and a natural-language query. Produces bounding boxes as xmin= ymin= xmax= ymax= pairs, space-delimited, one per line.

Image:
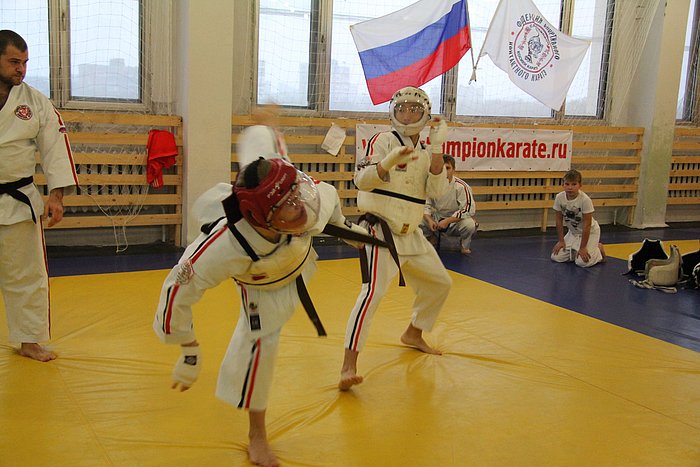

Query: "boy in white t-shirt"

xmin=550 ymin=169 xmax=606 ymax=267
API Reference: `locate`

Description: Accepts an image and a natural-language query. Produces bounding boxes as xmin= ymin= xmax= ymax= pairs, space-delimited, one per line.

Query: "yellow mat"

xmin=1 ymin=258 xmax=699 ymax=466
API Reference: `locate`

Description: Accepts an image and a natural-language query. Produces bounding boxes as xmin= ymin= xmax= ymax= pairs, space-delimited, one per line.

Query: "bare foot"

xmin=599 ymin=243 xmax=606 ymax=262
xmin=248 ymin=436 xmax=279 ymax=467
xmin=400 ymin=330 xmax=442 ymax=355
xmin=19 ymin=343 xmax=57 ymax=362
xmin=460 ymin=247 xmax=471 ymax=255
xmin=338 ymin=369 xmax=364 ymax=391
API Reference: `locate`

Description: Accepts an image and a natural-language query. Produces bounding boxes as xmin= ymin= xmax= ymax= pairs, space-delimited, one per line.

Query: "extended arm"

xmin=577 ymin=212 xmax=593 ymax=261
xmin=552 ymin=211 xmax=565 ymax=254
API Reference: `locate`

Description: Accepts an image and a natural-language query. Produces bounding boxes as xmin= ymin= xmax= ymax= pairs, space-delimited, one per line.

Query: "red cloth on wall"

xmin=146 ymin=129 xmax=178 ymax=188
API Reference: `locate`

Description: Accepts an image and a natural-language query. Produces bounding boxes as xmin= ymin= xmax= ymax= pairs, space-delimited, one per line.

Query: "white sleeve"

xmin=35 ymin=96 xmax=78 ymax=193
xmin=581 ymin=193 xmax=595 ymax=214
xmin=452 ymin=182 xmax=469 ymax=218
xmin=465 ymin=184 xmax=476 ymax=217
xmin=553 ymin=192 xmax=564 ymax=211
xmin=426 ymin=165 xmax=449 ymax=199
xmin=153 ymin=226 xmax=250 ymax=345
xmin=354 ymin=132 xmax=393 ymax=190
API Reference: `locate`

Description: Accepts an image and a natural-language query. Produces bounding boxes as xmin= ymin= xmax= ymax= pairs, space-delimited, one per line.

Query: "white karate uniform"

xmin=153 ymin=182 xmax=350 ymax=411
xmin=0 ymin=82 xmax=78 ymax=343
xmin=421 ymin=177 xmax=477 ymax=250
xmin=550 ymin=190 xmax=603 ymax=268
xmin=345 ymin=130 xmax=452 ymax=352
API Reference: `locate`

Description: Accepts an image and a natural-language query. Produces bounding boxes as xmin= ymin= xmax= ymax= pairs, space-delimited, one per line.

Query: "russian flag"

xmin=350 ymin=0 xmax=471 ymax=105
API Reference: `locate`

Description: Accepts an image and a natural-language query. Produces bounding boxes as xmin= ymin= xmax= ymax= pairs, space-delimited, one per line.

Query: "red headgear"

xmin=234 ymin=158 xmax=299 ymax=229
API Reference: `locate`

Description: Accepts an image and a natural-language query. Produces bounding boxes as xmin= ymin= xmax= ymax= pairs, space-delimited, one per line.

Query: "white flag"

xmin=479 ymin=0 xmax=590 ymax=111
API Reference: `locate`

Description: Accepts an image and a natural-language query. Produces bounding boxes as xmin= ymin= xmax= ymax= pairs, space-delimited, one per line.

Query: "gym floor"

xmin=1 ymin=224 xmax=699 ymax=466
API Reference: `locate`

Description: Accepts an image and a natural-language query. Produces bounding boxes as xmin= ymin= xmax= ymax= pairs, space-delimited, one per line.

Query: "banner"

xmin=479 ymin=0 xmax=590 ymax=111
xmin=356 ymin=124 xmax=572 ymax=171
xmin=350 ymin=0 xmax=471 ymax=105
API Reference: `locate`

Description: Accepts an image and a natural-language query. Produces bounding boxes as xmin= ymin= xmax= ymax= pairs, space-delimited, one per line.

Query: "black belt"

xmin=359 ymin=213 xmax=405 ymax=287
xmin=296 ymin=275 xmax=326 ymax=336
xmin=0 ymin=176 xmax=36 ymax=223
xmin=229 ymin=223 xmax=328 ymax=336
xmin=370 ymin=188 xmax=425 ymax=205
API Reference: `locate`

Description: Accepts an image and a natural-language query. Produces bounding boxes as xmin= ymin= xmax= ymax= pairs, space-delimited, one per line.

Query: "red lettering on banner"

xmin=555 ymin=143 xmax=567 ymax=159
xmin=355 ymin=125 xmax=572 ymax=171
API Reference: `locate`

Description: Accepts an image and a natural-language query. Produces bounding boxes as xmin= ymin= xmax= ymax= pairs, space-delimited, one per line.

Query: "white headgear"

xmin=389 ymin=86 xmax=431 ymax=137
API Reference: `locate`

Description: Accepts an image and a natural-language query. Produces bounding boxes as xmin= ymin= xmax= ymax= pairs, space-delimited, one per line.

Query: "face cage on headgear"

xmin=389 ymin=86 xmax=431 ymax=137
xmin=234 ymin=158 xmax=321 ymax=234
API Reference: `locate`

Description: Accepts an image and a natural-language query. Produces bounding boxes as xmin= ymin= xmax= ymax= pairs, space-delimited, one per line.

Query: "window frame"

xmin=43 ymin=0 xmax=148 ymax=111
xmin=255 ymin=0 xmax=613 ymax=122
xmin=680 ymin=0 xmax=700 ymax=123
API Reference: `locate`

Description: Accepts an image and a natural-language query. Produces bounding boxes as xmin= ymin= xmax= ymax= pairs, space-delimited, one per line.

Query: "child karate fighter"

xmin=338 ymin=86 xmax=453 ymax=391
xmin=154 ymin=157 xmax=378 ymax=467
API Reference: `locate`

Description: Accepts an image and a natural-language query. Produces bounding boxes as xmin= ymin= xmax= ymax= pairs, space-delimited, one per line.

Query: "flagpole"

xmin=470 ymin=0 xmax=506 ymax=84
xmin=465 ymin=0 xmax=477 ymax=82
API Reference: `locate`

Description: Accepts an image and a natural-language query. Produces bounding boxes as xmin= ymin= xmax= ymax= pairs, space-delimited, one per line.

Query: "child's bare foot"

xmin=338 ymin=369 xmax=364 ymax=391
xmin=248 ymin=436 xmax=279 ymax=467
xmin=400 ymin=327 xmax=442 ymax=355
xmin=19 ymin=343 xmax=56 ymax=362
xmin=599 ymin=243 xmax=606 ymax=262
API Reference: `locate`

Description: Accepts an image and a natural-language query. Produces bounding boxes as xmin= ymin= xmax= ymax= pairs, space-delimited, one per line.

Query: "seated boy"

xmin=550 ymin=168 xmax=605 ymax=267
xmin=420 ymin=154 xmax=477 ymax=255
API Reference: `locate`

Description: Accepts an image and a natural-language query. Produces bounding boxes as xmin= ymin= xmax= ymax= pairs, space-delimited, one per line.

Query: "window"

xmin=327 ymin=0 xmax=442 ymax=114
xmin=257 ymin=0 xmax=444 ymax=114
xmin=257 ymin=0 xmax=612 ymax=119
xmin=678 ymin=0 xmax=699 ymax=121
xmin=1 ymin=0 xmax=143 ymax=109
xmin=456 ymin=0 xmax=562 ymax=118
xmin=258 ymin=0 xmax=312 ymax=107
xmin=69 ymin=0 xmax=141 ymax=102
xmin=565 ymin=0 xmax=609 ymax=117
xmin=1 ymin=0 xmax=51 ymax=96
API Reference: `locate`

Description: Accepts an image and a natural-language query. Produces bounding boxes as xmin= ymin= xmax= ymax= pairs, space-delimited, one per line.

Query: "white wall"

xmin=608 ymin=0 xmax=691 ymax=228
xmin=175 ymin=0 xmax=236 ymax=243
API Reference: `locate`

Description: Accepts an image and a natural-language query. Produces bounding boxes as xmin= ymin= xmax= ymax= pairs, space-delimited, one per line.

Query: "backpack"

xmin=681 ymin=248 xmax=700 ymax=278
xmin=630 ymin=244 xmax=681 ymax=293
xmin=689 ymin=263 xmax=700 ymax=289
xmin=680 ymin=248 xmax=700 ymax=290
xmin=625 ymin=239 xmax=668 ymax=275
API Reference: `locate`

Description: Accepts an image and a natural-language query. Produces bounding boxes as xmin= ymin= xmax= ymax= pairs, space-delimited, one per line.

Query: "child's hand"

xmin=437 ymin=218 xmax=451 ymax=231
xmin=552 ymin=241 xmax=565 ymax=255
xmin=578 ymin=246 xmax=591 ymax=262
xmin=429 ymin=117 xmax=448 ymax=153
xmin=379 ymin=146 xmax=417 ymax=171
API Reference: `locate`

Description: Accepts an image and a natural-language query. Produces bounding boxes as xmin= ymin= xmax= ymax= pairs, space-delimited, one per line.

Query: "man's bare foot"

xmin=599 ymin=243 xmax=606 ymax=262
xmin=19 ymin=343 xmax=56 ymax=362
xmin=248 ymin=436 xmax=279 ymax=467
xmin=400 ymin=327 xmax=442 ymax=355
xmin=460 ymin=247 xmax=471 ymax=255
xmin=338 ymin=369 xmax=364 ymax=391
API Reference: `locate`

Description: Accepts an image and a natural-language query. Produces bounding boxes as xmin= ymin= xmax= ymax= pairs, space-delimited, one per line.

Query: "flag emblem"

xmin=479 ymin=0 xmax=590 ymax=111
xmin=351 ymin=0 xmax=471 ymax=105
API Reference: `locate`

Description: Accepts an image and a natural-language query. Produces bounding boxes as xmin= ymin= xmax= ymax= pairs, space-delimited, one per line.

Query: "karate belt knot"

xmin=0 ymin=176 xmax=36 ymax=223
